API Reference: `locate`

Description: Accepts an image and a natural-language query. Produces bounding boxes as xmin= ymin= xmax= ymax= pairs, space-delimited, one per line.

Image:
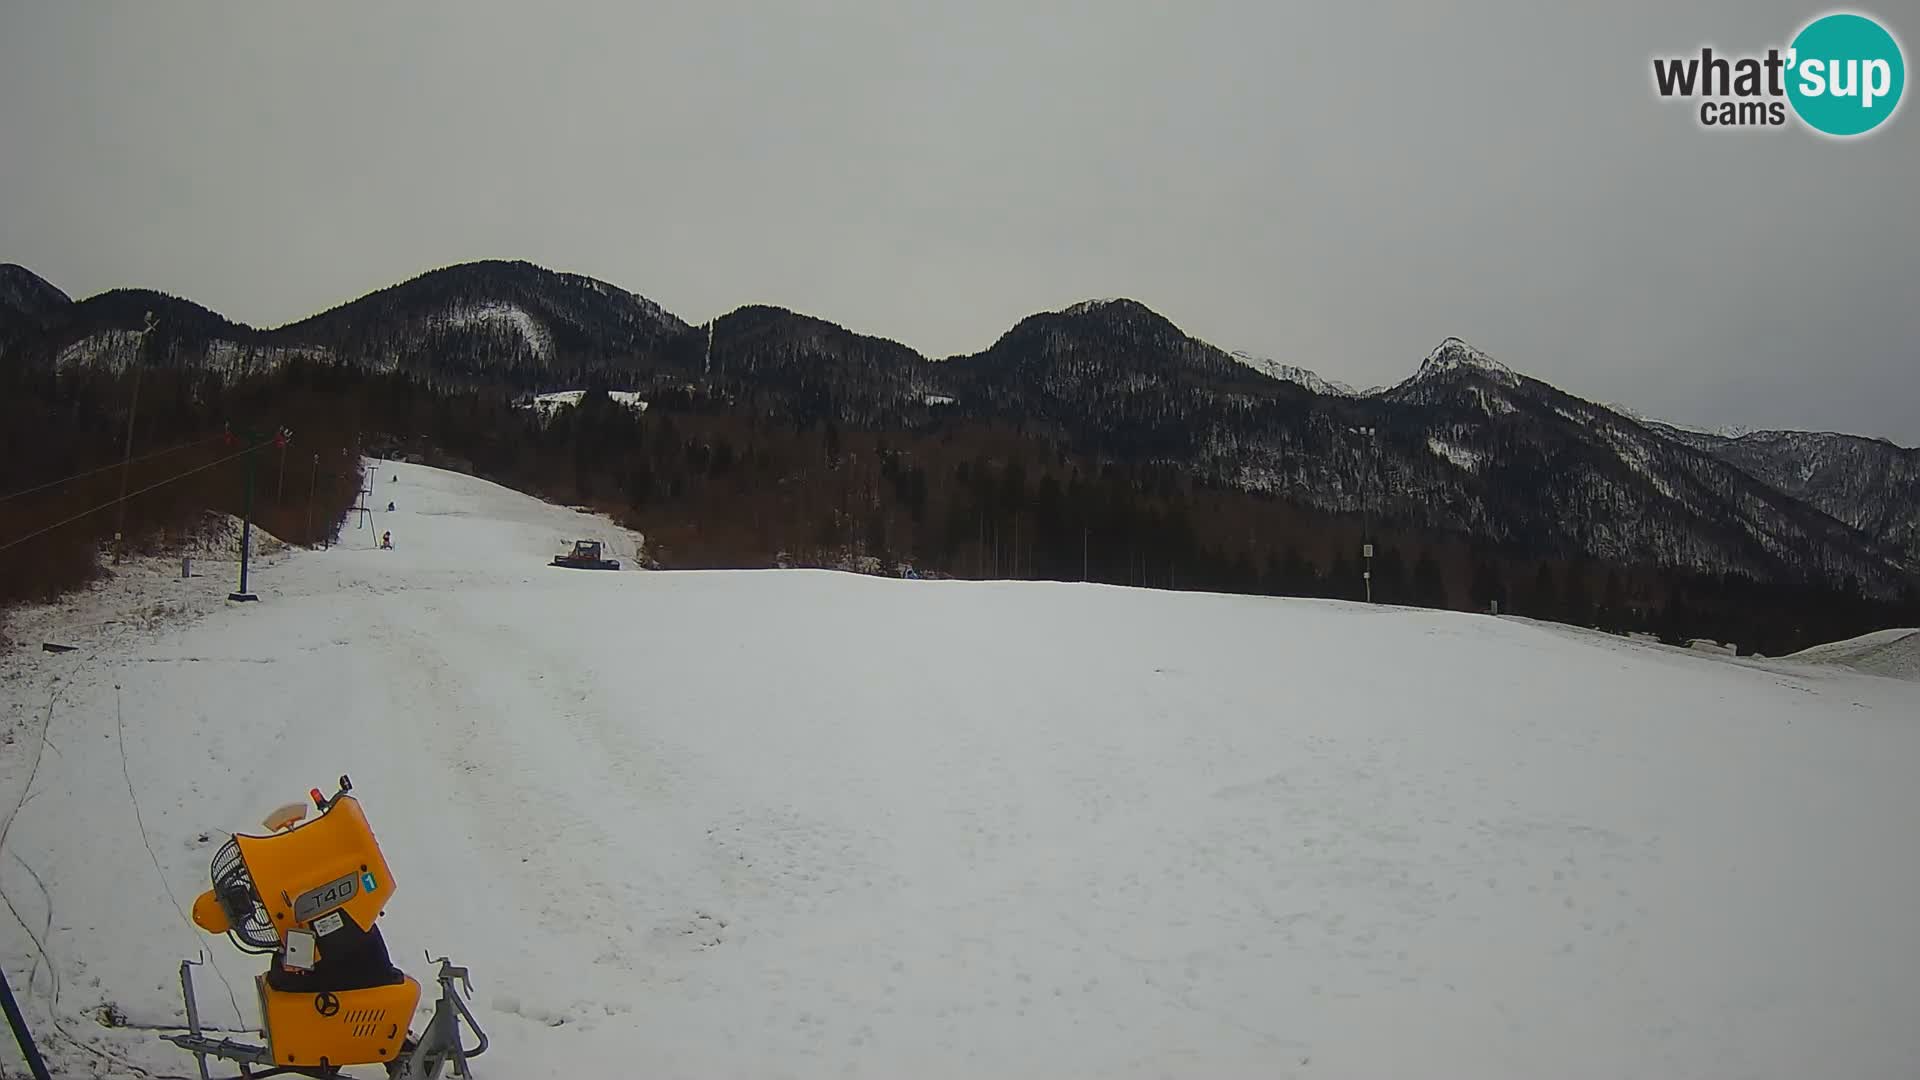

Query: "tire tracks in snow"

xmin=359 ymin=589 xmax=682 ymax=1007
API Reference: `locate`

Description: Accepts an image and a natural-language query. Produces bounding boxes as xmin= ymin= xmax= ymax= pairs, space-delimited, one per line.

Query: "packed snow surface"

xmin=1786 ymin=627 xmax=1920 ymax=682
xmin=4 ymin=462 xmax=1919 ymax=1079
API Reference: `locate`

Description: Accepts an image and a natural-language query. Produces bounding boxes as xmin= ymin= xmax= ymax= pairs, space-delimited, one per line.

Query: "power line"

xmin=0 ymin=435 xmax=222 ymax=505
xmin=117 ymin=687 xmax=245 ymax=1028
xmin=0 ymin=443 xmax=260 ymax=556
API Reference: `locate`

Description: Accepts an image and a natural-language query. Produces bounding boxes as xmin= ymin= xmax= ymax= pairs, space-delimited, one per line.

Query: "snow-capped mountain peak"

xmin=1413 ymin=337 xmax=1519 ymax=385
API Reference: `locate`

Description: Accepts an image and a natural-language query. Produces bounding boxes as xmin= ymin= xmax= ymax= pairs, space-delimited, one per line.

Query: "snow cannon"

xmin=167 ymin=776 xmax=489 ymax=1079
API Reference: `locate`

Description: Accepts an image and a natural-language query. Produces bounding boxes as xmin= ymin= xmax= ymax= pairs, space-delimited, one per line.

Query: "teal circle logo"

xmin=1787 ymin=12 xmax=1905 ymax=136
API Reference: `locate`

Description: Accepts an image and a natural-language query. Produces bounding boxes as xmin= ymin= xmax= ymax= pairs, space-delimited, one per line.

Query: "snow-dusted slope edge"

xmin=2 ymin=462 xmax=1918 ymax=1078
xmin=1786 ymin=627 xmax=1920 ymax=681
xmin=1229 ymin=351 xmax=1358 ymax=396
xmin=517 ymin=388 xmax=650 ymax=419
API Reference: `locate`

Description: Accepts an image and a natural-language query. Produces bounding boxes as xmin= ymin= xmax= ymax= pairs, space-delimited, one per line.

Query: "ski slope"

xmin=1788 ymin=628 xmax=1920 ymax=682
xmin=4 ymin=461 xmax=1920 ymax=1079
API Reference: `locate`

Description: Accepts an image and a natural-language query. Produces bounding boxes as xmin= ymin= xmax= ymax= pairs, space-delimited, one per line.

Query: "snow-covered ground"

xmin=3 ymin=462 xmax=1919 ymax=1078
xmin=1786 ymin=628 xmax=1920 ymax=682
xmin=518 ymin=389 xmax=648 ymax=419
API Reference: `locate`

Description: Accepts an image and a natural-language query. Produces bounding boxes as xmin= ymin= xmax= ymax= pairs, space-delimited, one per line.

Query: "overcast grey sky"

xmin=1 ymin=1 xmax=1913 ymax=441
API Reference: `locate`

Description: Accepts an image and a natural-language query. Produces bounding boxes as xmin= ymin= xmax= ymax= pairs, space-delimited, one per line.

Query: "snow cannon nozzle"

xmin=311 ymin=775 xmax=353 ymax=811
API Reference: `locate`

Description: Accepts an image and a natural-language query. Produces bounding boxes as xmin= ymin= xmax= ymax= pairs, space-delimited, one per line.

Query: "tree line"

xmin=347 ymin=373 xmax=1916 ymax=657
xmin=5 ymin=355 xmax=1912 ymax=656
xmin=0 ymin=359 xmax=367 ymax=609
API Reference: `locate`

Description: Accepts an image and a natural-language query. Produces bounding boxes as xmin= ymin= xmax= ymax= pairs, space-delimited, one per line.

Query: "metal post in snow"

xmin=230 ymin=437 xmax=259 ymax=602
xmin=0 ymin=966 xmax=52 ymax=1080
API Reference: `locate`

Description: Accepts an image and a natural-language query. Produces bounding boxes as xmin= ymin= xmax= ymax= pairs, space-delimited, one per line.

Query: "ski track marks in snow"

xmin=1 ymin=459 xmax=1919 ymax=1078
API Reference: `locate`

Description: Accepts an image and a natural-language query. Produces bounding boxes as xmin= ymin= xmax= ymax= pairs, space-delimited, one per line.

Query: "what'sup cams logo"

xmin=1653 ymin=11 xmax=1905 ymax=136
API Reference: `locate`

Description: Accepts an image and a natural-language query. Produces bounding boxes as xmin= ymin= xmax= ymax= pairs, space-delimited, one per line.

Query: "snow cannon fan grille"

xmin=210 ymin=837 xmax=277 ymax=953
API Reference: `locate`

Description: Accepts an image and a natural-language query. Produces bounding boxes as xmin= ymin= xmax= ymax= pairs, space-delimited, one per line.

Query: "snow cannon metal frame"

xmin=166 ymin=776 xmax=489 ymax=1079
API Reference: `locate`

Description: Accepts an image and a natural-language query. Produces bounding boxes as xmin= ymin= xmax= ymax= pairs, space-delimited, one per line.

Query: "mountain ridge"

xmin=10 ymin=259 xmax=1906 ymax=450
xmin=4 ymin=257 xmax=1912 ymax=593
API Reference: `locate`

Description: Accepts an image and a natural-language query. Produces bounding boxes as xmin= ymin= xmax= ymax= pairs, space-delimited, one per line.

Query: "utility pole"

xmin=1355 ymin=425 xmax=1376 ymax=603
xmin=113 ymin=311 xmax=157 ymax=560
xmin=227 ymin=428 xmax=284 ymax=602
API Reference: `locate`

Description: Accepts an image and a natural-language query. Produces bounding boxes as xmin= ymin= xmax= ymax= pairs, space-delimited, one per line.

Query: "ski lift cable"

xmin=0 ymin=434 xmax=225 ymax=504
xmin=0 ymin=443 xmax=262 ymax=555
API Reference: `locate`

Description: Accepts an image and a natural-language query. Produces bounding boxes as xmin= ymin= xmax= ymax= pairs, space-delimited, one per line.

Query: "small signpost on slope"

xmin=1363 ymin=542 xmax=1374 ymax=603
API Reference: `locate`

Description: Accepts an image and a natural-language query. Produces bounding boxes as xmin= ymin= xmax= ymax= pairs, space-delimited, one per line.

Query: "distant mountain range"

xmin=1644 ymin=423 xmax=1920 ymax=575
xmin=3 ymin=258 xmax=1914 ymax=596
